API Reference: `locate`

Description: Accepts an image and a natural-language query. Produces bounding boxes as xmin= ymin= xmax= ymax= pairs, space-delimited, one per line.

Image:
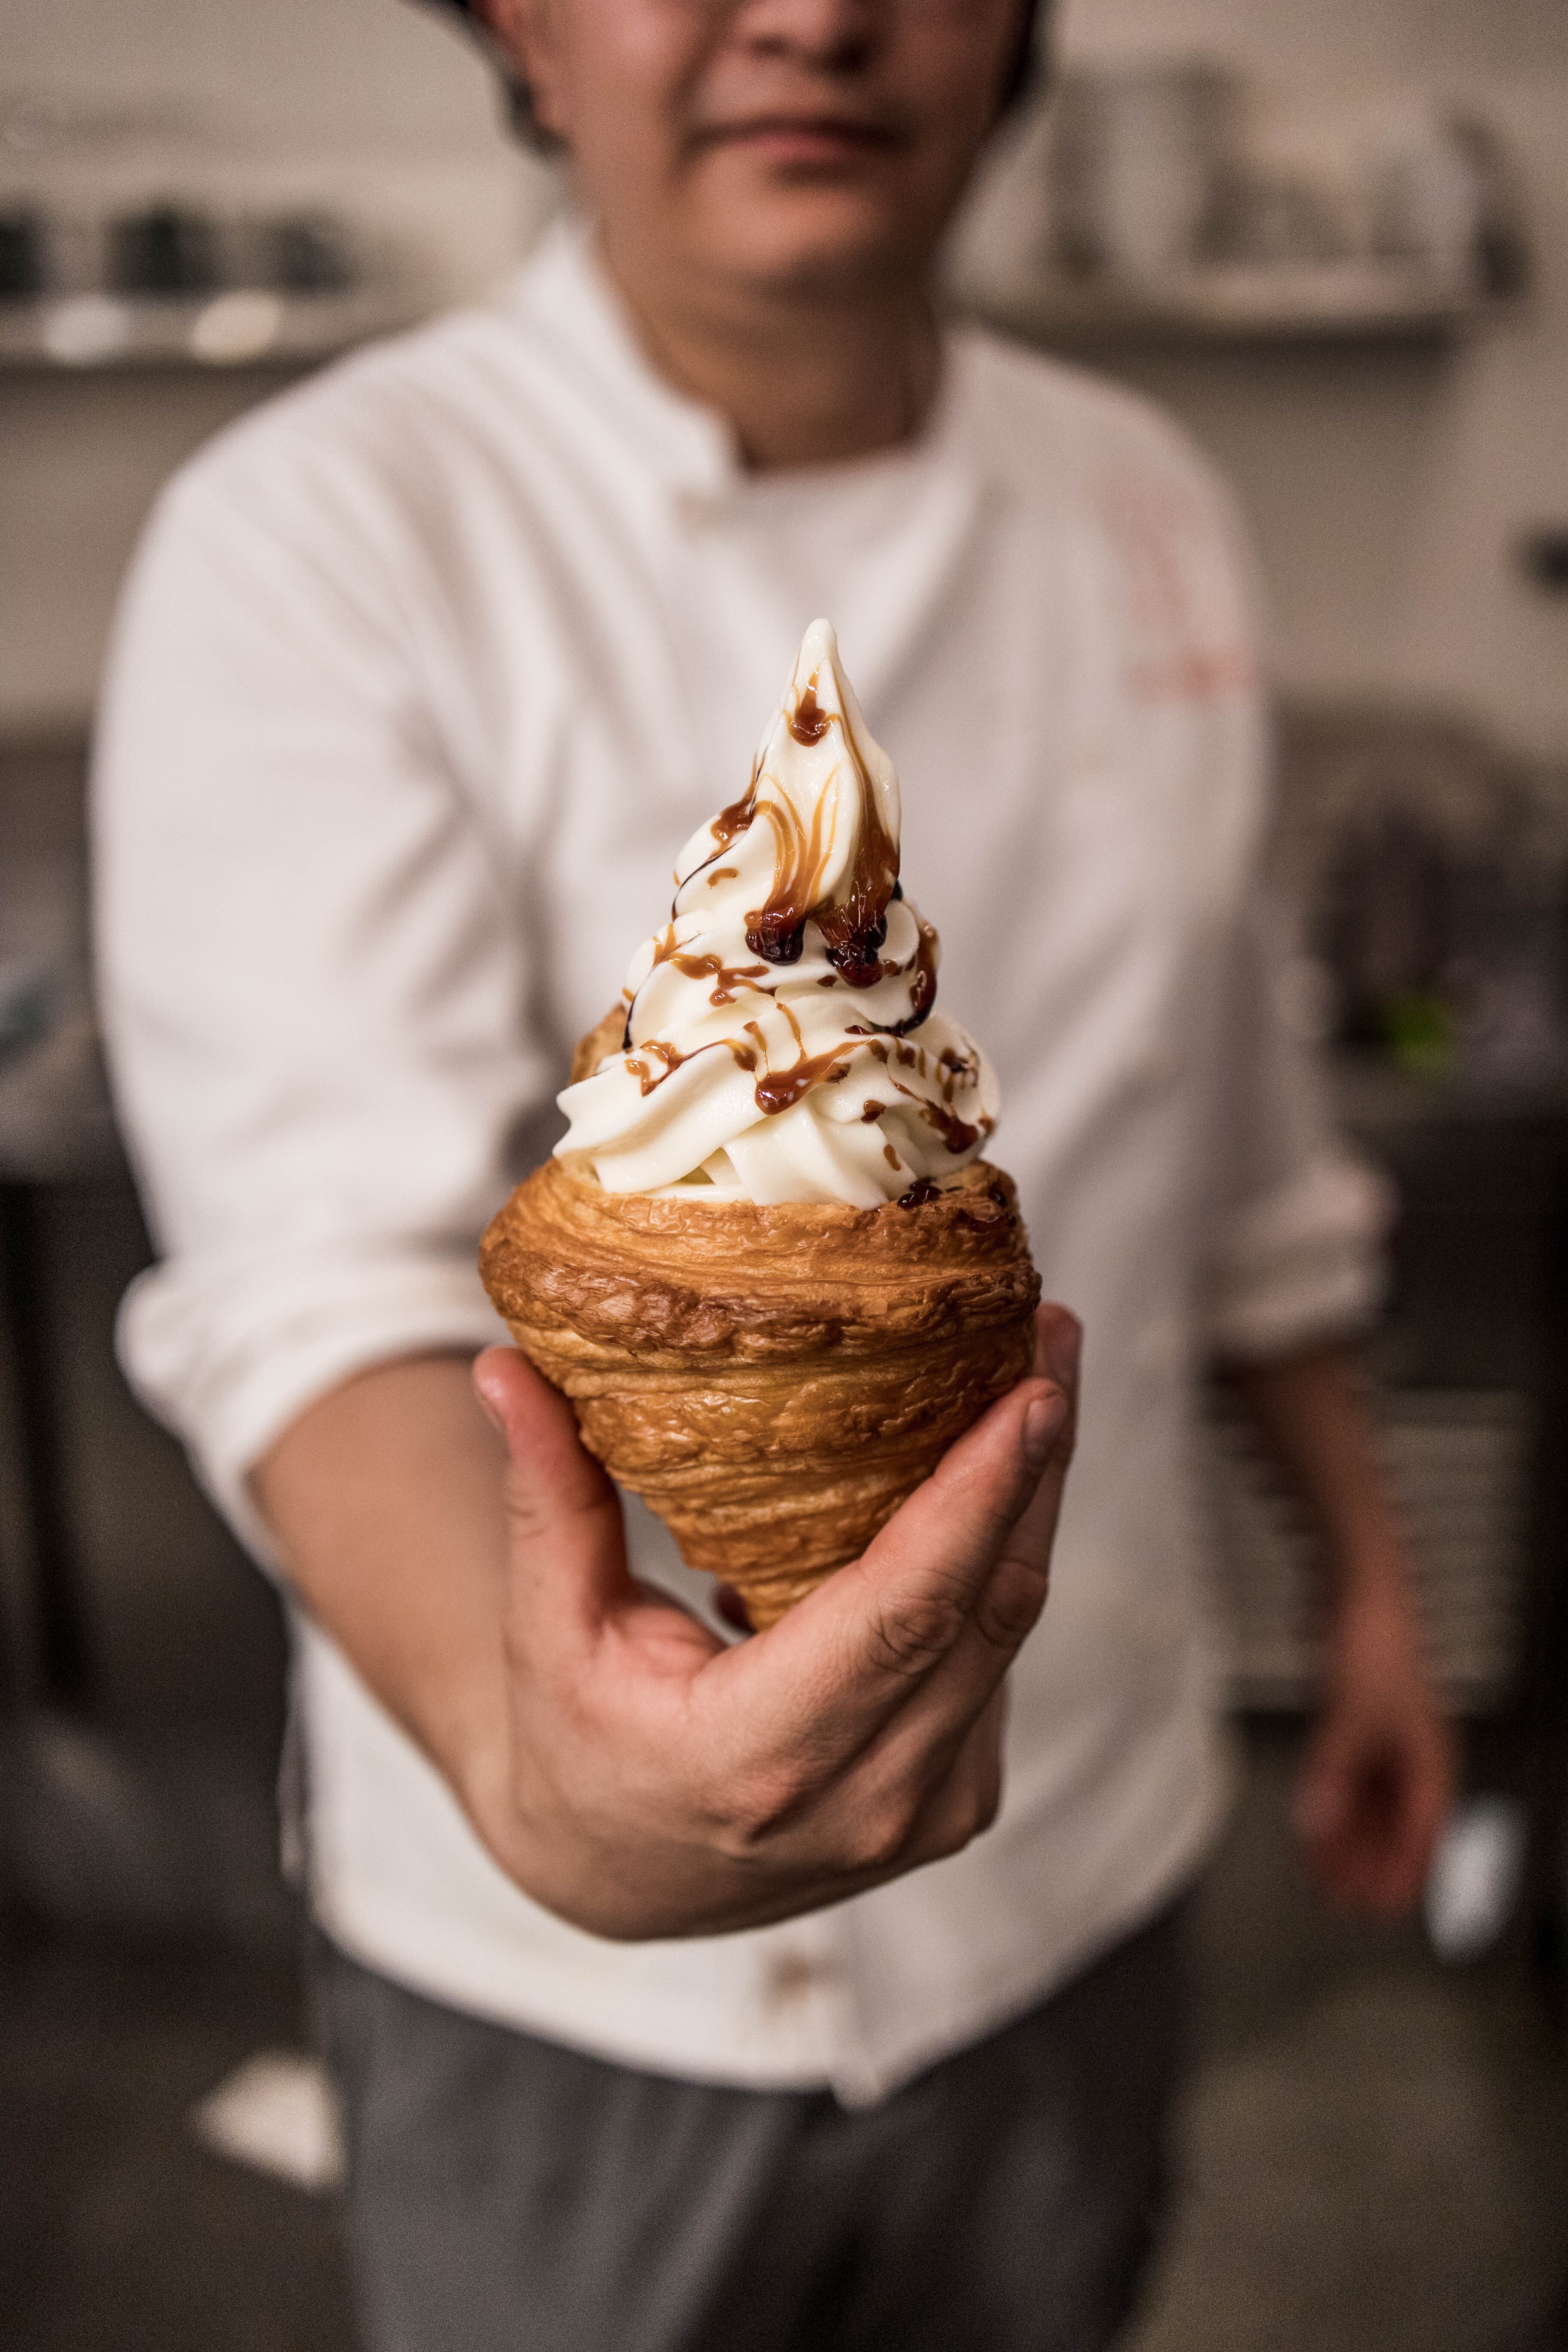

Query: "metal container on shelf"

xmin=1049 ymin=61 xmax=1240 ymax=284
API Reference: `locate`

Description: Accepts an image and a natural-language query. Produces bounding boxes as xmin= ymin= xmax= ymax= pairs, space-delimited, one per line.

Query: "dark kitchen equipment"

xmin=0 ymin=208 xmax=46 ymax=300
xmin=107 ymin=203 xmax=219 ymax=297
xmin=266 ymin=211 xmax=355 ymax=295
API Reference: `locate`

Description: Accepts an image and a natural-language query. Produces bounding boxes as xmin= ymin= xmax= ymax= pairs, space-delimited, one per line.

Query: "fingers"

xmin=739 ymin=1375 xmax=1060 ymax=1774
xmin=740 ymin=1685 xmax=1010 ymax=1895
xmin=847 ymin=1302 xmax=1079 ymax=1674
xmin=846 ymin=1372 xmax=1066 ymax=1667
xmin=897 ymin=1684 xmax=1009 ymax=1868
xmin=1032 ymin=1302 xmax=1083 ymax=1395
xmin=969 ymin=1307 xmax=1080 ymax=1656
xmin=840 ymin=1302 xmax=1079 ymax=1711
xmin=854 ymin=1395 xmax=1073 ymax=1800
xmin=472 ymin=1347 xmax=632 ymax=1638
xmin=721 ymin=1304 xmax=1080 ymax=1779
xmin=1295 ymin=1706 xmax=1455 ymax=1916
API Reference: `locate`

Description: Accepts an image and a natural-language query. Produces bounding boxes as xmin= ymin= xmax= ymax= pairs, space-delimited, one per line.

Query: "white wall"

xmin=0 ymin=0 xmax=558 ymax=734
xmin=6 ymin=0 xmax=508 ymax=158
xmin=1040 ymin=0 xmax=1568 ymax=760
xmin=3 ymin=0 xmax=1566 ymax=757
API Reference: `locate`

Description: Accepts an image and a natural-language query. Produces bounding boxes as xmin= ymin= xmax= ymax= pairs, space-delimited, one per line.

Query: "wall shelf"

xmin=0 ymin=288 xmax=417 ymax=374
xmin=950 ymin=259 xmax=1496 ymax=349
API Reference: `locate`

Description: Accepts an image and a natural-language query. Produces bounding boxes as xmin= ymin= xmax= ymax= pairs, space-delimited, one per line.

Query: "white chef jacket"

xmin=93 ymin=217 xmax=1384 ymax=2107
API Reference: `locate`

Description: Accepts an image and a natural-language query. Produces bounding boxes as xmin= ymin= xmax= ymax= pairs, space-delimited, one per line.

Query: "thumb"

xmin=472 ymin=1347 xmax=632 ymax=1634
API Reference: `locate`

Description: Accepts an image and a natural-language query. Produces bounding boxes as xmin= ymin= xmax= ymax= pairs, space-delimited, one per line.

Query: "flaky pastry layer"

xmin=480 ymin=1149 xmax=1040 ymax=1627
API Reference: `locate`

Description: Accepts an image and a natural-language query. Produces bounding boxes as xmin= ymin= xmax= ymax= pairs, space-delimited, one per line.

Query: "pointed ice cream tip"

xmin=776 ymin=620 xmax=900 ymax=857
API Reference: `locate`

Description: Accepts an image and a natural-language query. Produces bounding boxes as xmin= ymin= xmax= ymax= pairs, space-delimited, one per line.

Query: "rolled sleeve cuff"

xmin=1201 ymin=1151 xmax=1396 ymax=1362
xmin=116 ymin=1245 xmax=509 ymax=1564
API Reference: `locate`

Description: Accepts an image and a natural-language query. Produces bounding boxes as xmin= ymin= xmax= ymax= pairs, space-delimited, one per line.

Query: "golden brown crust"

xmin=569 ymin=1004 xmax=628 ymax=1086
xmin=480 ymin=1153 xmax=1041 ymax=1628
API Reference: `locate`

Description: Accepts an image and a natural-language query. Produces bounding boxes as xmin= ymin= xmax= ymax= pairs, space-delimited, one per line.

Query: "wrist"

xmin=428 ymin=1679 xmax=526 ymax=1874
xmin=1320 ymin=1548 xmax=1436 ymax=1702
xmin=1321 ymin=1529 xmax=1416 ymax=1615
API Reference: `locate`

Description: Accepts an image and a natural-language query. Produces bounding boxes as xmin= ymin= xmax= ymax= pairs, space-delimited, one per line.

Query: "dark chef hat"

xmin=416 ymin=0 xmax=1046 ymax=152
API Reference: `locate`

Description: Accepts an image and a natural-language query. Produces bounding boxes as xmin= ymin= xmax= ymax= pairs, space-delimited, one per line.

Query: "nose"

xmin=729 ymin=0 xmax=877 ymax=74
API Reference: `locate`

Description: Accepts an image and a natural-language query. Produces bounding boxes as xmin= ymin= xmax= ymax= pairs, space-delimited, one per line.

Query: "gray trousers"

xmin=316 ymin=1899 xmax=1184 ymax=2352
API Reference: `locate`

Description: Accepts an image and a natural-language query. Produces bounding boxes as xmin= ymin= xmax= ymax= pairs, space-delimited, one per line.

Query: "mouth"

xmin=692 ymin=113 xmax=906 ymax=171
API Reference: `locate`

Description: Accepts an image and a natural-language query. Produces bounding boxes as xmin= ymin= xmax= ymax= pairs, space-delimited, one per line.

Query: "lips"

xmin=693 ymin=112 xmax=903 ymax=163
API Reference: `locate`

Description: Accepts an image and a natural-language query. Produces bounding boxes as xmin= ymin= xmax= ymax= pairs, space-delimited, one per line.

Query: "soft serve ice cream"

xmin=555 ymin=619 xmax=999 ymax=1208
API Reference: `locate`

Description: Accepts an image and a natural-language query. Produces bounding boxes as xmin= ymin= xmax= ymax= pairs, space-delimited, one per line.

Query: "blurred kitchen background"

xmin=3 ymin=1 xmax=1567 ymax=2347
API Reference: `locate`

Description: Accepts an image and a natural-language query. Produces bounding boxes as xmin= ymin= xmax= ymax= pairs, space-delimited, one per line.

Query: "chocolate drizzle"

xmin=746 ymin=910 xmax=807 ymax=964
xmin=879 ymin=1057 xmax=994 ymax=1158
xmin=918 ymin=1099 xmax=986 ymax=1155
xmin=888 ymin=916 xmax=938 ymax=1035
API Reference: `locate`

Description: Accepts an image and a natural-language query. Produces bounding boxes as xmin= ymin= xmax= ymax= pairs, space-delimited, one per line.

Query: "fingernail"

xmin=1023 ymin=1392 xmax=1067 ymax=1470
xmin=1044 ymin=1314 xmax=1081 ymax=1390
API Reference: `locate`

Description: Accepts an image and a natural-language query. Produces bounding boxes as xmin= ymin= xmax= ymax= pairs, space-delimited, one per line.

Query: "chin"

xmin=702 ymin=184 xmax=934 ymax=300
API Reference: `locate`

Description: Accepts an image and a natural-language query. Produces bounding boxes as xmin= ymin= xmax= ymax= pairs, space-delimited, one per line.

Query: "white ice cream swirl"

xmin=555 ymin=619 xmax=999 ymax=1207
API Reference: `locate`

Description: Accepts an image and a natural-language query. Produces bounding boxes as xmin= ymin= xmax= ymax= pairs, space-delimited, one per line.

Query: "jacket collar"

xmin=504 ymin=211 xmax=989 ymax=514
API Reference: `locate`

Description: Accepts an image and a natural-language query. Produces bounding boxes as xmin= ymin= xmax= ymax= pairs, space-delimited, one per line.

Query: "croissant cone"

xmin=479 ymin=1116 xmax=1041 ymax=1629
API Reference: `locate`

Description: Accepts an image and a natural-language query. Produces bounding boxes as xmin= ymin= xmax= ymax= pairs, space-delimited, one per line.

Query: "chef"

xmin=93 ymin=3 xmax=1453 ymax=2347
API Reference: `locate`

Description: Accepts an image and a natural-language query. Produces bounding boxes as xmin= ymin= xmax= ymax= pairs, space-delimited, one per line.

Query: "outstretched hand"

xmin=468 ymin=1305 xmax=1080 ymax=1941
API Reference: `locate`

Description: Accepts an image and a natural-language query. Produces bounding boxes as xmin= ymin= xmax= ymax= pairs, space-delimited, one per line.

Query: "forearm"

xmin=1229 ymin=1342 xmax=1454 ymax=1909
xmin=1222 ymin=1342 xmax=1409 ymax=1602
xmin=250 ymin=1352 xmax=511 ymax=1823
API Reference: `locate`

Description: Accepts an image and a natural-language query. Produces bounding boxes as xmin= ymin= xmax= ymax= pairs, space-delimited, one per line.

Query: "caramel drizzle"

xmin=692 ymin=671 xmax=909 ymax=995
xmin=743 ymin=676 xmax=900 ymax=986
xmin=796 ymin=683 xmax=900 ymax=990
xmin=787 ymin=688 xmax=831 ymax=747
xmin=749 ymin=1001 xmax=852 ymax=1118
xmin=625 ymin=1034 xmax=756 ymax=1097
xmin=616 ymin=672 xmax=941 ymax=1132
xmin=647 ymin=924 xmax=773 ymax=1008
xmin=744 ymin=780 xmax=835 ymax=968
xmin=622 ymin=994 xmax=979 ymax=1157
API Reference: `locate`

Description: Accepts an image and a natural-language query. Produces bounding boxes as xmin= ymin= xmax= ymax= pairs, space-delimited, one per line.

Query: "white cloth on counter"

xmin=93 ymin=216 xmax=1388 ymax=2107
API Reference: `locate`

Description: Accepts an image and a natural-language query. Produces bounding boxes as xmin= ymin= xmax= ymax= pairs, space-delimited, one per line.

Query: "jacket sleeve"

xmin=1197 ymin=875 xmax=1393 ymax=1362
xmin=92 ymin=454 xmax=551 ymax=1556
